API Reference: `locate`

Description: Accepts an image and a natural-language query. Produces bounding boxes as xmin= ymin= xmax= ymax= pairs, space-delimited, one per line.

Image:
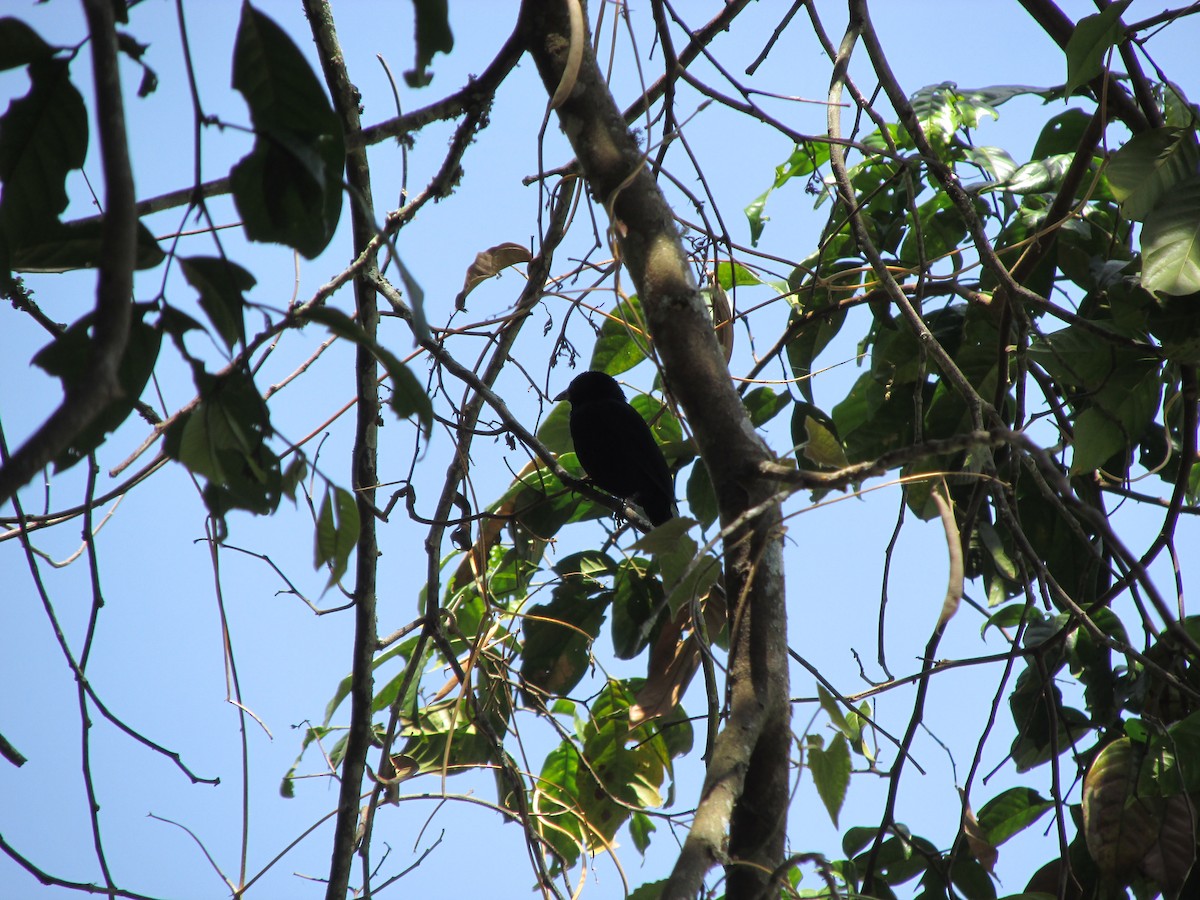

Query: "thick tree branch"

xmin=520 ymin=3 xmax=790 ymax=896
xmin=0 ymin=0 xmax=135 ymax=507
xmin=301 ymin=3 xmax=382 ymax=897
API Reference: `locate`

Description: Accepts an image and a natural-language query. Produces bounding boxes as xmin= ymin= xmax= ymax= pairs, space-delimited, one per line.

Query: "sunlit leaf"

xmin=589 ymin=296 xmax=650 ymax=376
xmin=1140 ymin=175 xmax=1200 ymax=296
xmin=315 ymin=484 xmax=360 ymax=587
xmin=1107 ymin=128 xmax=1200 ymax=221
xmin=808 ymin=732 xmax=850 ymax=827
xmin=976 ymin=787 xmax=1054 ymax=846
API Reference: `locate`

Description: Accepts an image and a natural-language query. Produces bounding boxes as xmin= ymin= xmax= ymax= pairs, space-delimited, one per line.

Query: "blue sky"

xmin=1 ymin=1 xmax=1196 ymax=897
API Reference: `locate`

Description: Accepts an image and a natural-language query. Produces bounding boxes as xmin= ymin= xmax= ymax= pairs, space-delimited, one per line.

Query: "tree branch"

xmin=520 ymin=3 xmax=790 ymax=896
xmin=0 ymin=0 xmax=136 ymax=507
xmin=1016 ymin=0 xmax=1151 ymax=132
xmin=301 ymin=4 xmax=382 ymax=897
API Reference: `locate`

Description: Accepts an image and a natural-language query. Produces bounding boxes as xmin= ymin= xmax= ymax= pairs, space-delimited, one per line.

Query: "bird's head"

xmin=554 ymin=370 xmax=626 ymax=404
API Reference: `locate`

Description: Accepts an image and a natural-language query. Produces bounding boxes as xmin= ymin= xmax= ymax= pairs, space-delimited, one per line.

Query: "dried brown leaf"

xmin=455 ymin=242 xmax=533 ymax=309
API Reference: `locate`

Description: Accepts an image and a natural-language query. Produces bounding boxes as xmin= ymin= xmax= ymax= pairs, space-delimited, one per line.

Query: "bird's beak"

xmin=554 ymin=388 xmax=570 ymax=402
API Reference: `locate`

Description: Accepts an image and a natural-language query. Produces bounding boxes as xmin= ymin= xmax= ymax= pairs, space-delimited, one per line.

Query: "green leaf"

xmin=989 ymin=154 xmax=1075 ymax=195
xmin=1070 ymin=408 xmax=1128 ymax=475
xmin=715 ymin=260 xmax=764 ymax=289
xmin=629 ymin=811 xmax=656 ymax=856
xmin=1140 ymin=175 xmax=1200 ymax=296
xmin=742 ymin=386 xmax=791 ymax=428
xmin=899 ymin=191 xmax=969 ymax=263
xmin=808 ymin=732 xmax=850 ymax=826
xmin=315 ymin=484 xmax=360 ymax=587
xmin=772 ymin=140 xmax=831 ymax=190
xmin=0 ymin=59 xmax=87 ymax=268
xmin=745 ymin=188 xmax=771 ymax=246
xmin=785 ymin=259 xmax=855 ymax=402
xmin=589 ymin=296 xmax=649 ymax=376
xmin=0 ymin=18 xmax=54 ymax=70
xmin=802 ymin=415 xmax=850 ymax=469
xmin=1108 ymin=128 xmax=1200 ymax=221
xmin=179 ymin=256 xmax=255 ymax=350
xmin=831 ymin=373 xmax=913 ymax=463
xmin=963 ymin=145 xmax=1018 ymax=183
xmin=405 ymin=0 xmax=453 ymax=88
xmin=535 ymin=682 xmax=670 ymax=869
xmin=301 ymin=307 xmax=433 ymax=437
xmin=627 ymin=881 xmax=666 ymax=900
xmin=842 ymin=825 xmax=879 ymax=858
xmin=911 ymin=82 xmax=1002 ymax=139
xmin=632 ymin=520 xmax=719 ymax=615
xmin=1009 ymin=664 xmax=1094 ymax=771
xmin=520 ymin=580 xmax=609 ymax=698
xmin=537 ymin=397 xmax=573 ymax=454
xmin=977 ymin=788 xmax=1054 ymax=845
xmin=610 ymin=557 xmax=663 ymax=660
xmin=685 ymin=460 xmax=718 ymax=529
xmin=1044 ymin=336 xmax=1160 ymax=475
xmin=280 ymin=455 xmax=307 ymax=503
xmin=162 ymin=366 xmax=282 ymax=528
xmin=397 ymin=696 xmax=494 ymax=775
xmin=1064 ymin=0 xmax=1133 ymax=97
xmin=817 ymin=684 xmax=849 ymax=733
xmin=230 ymin=2 xmax=343 ymax=258
xmin=977 ymin=520 xmax=1018 ymax=582
xmin=745 ymin=140 xmax=831 ymax=244
xmin=1028 ymin=324 xmax=1141 ymax=389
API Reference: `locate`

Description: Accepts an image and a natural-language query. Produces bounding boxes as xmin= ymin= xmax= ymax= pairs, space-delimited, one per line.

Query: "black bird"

xmin=555 ymin=371 xmax=675 ymax=526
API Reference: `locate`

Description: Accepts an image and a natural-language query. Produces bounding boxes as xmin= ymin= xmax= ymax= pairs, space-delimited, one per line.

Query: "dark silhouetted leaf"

xmin=301 ymin=307 xmax=432 ymax=437
xmin=179 ymin=256 xmax=255 ymax=350
xmin=0 ymin=59 xmax=87 ymax=271
xmin=405 ymin=0 xmax=453 ymax=87
xmin=162 ymin=366 xmax=281 ymax=529
xmin=230 ymin=3 xmax=343 ymax=258
xmin=32 ymin=305 xmax=161 ymax=471
xmin=0 ymin=17 xmax=54 ymax=70
xmin=11 ymin=219 xmax=164 ymax=273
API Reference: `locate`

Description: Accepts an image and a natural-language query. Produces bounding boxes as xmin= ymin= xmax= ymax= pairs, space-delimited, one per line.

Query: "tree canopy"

xmin=2 ymin=1 xmax=1200 ymax=899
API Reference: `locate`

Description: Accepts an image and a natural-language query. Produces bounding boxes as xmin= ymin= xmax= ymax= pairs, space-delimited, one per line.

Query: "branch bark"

xmin=0 ymin=0 xmax=135 ymax=508
xmin=301 ymin=3 xmax=381 ymax=897
xmin=520 ymin=3 xmax=790 ymax=896
xmin=1016 ymin=0 xmax=1150 ymax=132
